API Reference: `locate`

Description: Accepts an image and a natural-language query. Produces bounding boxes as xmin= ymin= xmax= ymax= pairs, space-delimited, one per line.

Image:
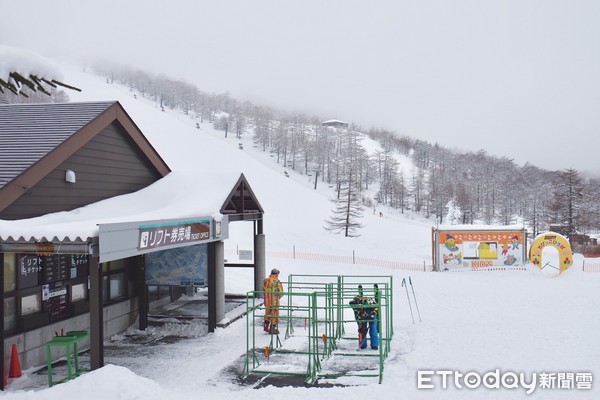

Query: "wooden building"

xmin=0 ymin=101 xmax=265 ymax=389
xmin=0 ymin=101 xmax=170 ymax=219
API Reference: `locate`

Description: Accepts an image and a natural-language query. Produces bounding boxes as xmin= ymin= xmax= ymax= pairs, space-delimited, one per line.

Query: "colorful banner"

xmin=434 ymin=229 xmax=527 ymax=271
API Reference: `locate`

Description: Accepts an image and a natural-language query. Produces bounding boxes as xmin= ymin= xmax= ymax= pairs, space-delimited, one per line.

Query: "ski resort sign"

xmin=98 ymin=215 xmax=228 ymax=263
xmin=432 ymin=227 xmax=527 ymax=271
xmin=138 ymin=220 xmax=210 ymax=250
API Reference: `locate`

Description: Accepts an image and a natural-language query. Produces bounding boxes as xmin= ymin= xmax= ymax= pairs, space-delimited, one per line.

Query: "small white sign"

xmin=48 ymin=287 xmax=67 ymax=298
xmin=42 ymin=284 xmax=50 ymax=301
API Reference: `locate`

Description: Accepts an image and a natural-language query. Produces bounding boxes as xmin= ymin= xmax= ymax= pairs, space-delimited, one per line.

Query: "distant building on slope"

xmin=321 ymin=118 xmax=348 ymax=129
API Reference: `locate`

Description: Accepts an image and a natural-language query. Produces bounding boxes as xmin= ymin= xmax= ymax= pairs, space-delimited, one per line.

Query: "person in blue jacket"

xmin=349 ymin=289 xmax=379 ymax=350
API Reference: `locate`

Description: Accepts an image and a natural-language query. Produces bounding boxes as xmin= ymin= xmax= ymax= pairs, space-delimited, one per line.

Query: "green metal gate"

xmin=242 ymin=274 xmax=393 ymax=384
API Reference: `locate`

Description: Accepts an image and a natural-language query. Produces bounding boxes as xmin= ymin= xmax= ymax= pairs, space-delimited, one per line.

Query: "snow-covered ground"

xmin=2 ymin=63 xmax=600 ymax=399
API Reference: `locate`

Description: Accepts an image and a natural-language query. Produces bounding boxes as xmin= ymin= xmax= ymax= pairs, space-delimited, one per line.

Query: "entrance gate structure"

xmin=529 ymin=232 xmax=573 ymax=273
xmin=242 ymin=274 xmax=393 ymax=384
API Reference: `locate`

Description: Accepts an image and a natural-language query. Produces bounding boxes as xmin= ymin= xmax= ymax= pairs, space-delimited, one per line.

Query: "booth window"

xmin=147 ymin=285 xmax=158 ymax=301
xmin=110 ymin=272 xmax=126 ymax=300
xmin=4 ymin=297 xmax=16 ymax=331
xmin=71 ymin=283 xmax=88 ymax=302
xmin=21 ymin=293 xmax=41 ymax=315
xmin=3 ymin=253 xmax=17 ymax=332
xmin=102 ymin=257 xmax=130 ymax=303
xmin=4 ymin=252 xmax=17 ymax=292
xmin=462 ymin=242 xmax=479 ymax=259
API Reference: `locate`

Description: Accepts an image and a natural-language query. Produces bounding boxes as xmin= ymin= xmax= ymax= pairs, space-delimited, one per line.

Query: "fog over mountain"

xmin=1 ymin=0 xmax=599 ymax=174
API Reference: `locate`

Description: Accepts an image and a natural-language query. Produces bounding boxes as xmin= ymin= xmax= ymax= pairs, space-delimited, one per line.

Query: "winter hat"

xmin=271 ymin=268 xmax=280 ymax=275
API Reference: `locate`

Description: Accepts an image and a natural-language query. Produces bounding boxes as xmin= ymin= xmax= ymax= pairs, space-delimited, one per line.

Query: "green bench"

xmin=45 ymin=330 xmax=90 ymax=387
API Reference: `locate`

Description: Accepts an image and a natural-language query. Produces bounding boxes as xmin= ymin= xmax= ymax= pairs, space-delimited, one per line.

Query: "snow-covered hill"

xmin=4 ymin=63 xmax=600 ymax=400
xmin=58 ymin=63 xmax=434 ymax=266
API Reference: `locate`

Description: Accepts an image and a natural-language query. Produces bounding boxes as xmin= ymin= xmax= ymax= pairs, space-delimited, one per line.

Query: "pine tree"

xmin=324 ymin=125 xmax=364 ymax=237
xmin=444 ymin=198 xmax=462 ymax=225
xmin=549 ymin=168 xmax=584 ymax=240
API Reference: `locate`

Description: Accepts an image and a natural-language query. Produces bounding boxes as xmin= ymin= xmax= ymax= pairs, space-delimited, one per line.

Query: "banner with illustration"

xmin=433 ymin=228 xmax=527 ymax=271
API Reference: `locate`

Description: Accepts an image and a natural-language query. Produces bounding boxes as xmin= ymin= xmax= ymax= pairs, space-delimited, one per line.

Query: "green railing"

xmin=242 ymin=274 xmax=393 ymax=384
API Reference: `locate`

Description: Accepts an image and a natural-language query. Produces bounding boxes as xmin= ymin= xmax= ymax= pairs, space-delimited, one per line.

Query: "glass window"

xmin=463 ymin=242 xmax=479 ymax=259
xmin=3 ymin=253 xmax=16 ymax=292
xmin=159 ymin=286 xmax=170 ymax=298
xmin=110 ymin=258 xmax=126 ymax=271
xmin=110 ymin=272 xmax=126 ymax=300
xmin=4 ymin=297 xmax=16 ymax=331
xmin=147 ymin=285 xmax=158 ymax=301
xmin=71 ymin=283 xmax=88 ymax=302
xmin=21 ymin=293 xmax=41 ymax=315
xmin=104 ymin=258 xmax=126 ymax=273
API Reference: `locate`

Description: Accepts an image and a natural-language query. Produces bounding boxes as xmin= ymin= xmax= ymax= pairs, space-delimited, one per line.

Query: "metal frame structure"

xmin=242 ymin=274 xmax=393 ymax=384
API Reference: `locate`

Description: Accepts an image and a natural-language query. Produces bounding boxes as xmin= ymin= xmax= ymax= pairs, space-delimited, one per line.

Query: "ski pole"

xmin=402 ymin=278 xmax=415 ymax=324
xmin=409 ymin=276 xmax=422 ymax=322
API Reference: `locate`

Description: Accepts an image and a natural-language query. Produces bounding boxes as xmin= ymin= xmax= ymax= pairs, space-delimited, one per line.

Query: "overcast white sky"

xmin=2 ymin=0 xmax=599 ymax=174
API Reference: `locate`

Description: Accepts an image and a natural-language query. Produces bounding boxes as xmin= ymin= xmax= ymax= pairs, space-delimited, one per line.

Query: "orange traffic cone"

xmin=8 ymin=344 xmax=22 ymax=378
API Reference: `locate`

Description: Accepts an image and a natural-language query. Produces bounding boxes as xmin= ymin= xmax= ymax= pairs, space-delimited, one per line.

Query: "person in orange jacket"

xmin=262 ymin=268 xmax=284 ymax=334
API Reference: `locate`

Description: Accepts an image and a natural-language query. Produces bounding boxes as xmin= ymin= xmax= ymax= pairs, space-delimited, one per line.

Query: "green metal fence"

xmin=241 ymin=274 xmax=393 ymax=384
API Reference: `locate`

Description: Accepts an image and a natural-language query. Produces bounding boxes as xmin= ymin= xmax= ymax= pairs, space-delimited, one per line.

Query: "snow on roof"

xmin=435 ymin=224 xmax=526 ymax=231
xmin=0 ymin=169 xmax=242 ymax=242
xmin=322 ymin=118 xmax=348 ymax=125
xmin=0 ymin=45 xmax=64 ymax=84
xmin=0 ymin=56 xmax=255 ymax=243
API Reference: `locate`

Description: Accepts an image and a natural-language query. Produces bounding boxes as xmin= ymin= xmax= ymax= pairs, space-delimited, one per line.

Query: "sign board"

xmin=18 ymin=254 xmax=43 ymax=289
xmin=42 ymin=281 xmax=69 ymax=317
xmin=43 ymin=254 xmax=70 ymax=282
xmin=17 ymin=254 xmax=88 ymax=288
xmin=138 ymin=221 xmax=210 ymax=250
xmin=145 ymin=244 xmax=207 ymax=286
xmin=432 ymin=228 xmax=527 ymax=271
xmin=70 ymin=254 xmax=89 ymax=279
xmin=98 ymin=215 xmax=229 ymax=263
